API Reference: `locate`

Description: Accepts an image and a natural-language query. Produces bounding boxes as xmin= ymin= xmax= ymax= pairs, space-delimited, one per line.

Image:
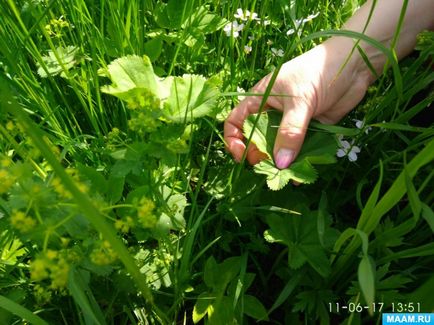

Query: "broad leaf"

xmin=254 ymin=159 xmax=318 ymax=190
xmin=100 ymin=55 xmax=158 ymax=100
xmin=358 ymin=255 xmax=376 ymax=314
xmin=264 ymin=213 xmax=331 ymax=277
xmin=37 ymin=46 xmax=79 ymax=78
xmin=244 ymin=111 xmax=337 ymax=190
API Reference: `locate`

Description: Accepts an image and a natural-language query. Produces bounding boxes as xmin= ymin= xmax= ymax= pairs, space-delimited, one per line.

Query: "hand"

xmin=224 ymin=38 xmax=371 ymax=169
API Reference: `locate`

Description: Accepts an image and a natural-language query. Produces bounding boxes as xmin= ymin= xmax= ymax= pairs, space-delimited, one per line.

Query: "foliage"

xmin=0 ymin=0 xmax=433 ymax=324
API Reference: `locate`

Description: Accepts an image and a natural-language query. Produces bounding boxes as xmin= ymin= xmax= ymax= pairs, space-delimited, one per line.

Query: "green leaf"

xmin=144 ymin=37 xmax=163 ymax=62
xmin=193 ymin=293 xmax=214 ymax=323
xmin=0 ymin=295 xmax=48 ymax=325
xmin=421 ymin=203 xmax=434 ymax=232
xmin=162 ymin=74 xmax=219 ymax=123
xmin=244 ymin=111 xmax=336 ymax=190
xmin=243 ymin=295 xmax=269 ymax=321
xmin=68 ymin=268 xmax=106 ymax=325
xmin=358 ymin=255 xmax=375 ymax=315
xmin=264 ymin=213 xmax=331 ymax=277
xmin=243 ymin=111 xmax=278 ymax=159
xmin=183 ymin=6 xmax=228 ymax=34
xmin=100 ymin=55 xmax=158 ymax=100
xmin=37 ymin=46 xmax=79 ymax=78
xmin=254 ymin=159 xmax=318 ymax=190
xmin=405 ymin=166 xmax=421 ymax=222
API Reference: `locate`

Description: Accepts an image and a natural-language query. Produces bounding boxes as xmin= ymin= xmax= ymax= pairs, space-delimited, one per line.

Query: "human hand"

xmin=224 ymin=38 xmax=371 ymax=169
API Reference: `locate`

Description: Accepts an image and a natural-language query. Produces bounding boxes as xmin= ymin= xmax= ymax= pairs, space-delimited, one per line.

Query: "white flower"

xmin=302 ymin=12 xmax=319 ymax=23
xmin=223 ymin=21 xmax=244 ymax=38
xmin=237 ymin=86 xmax=246 ymax=101
xmin=234 ymin=8 xmax=260 ymax=21
xmin=244 ymin=45 xmax=252 ymax=54
xmin=354 ymin=119 xmax=372 ymax=134
xmin=337 ymin=138 xmax=361 ymax=162
xmin=271 ymin=48 xmax=284 ymax=57
xmin=260 ymin=19 xmax=271 ymax=26
xmin=287 ymin=12 xmax=319 ymax=36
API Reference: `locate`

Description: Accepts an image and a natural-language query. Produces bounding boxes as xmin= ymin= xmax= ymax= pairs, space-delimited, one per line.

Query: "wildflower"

xmin=10 ymin=210 xmax=37 ymax=233
xmin=287 ymin=12 xmax=319 ymax=36
xmin=237 ymin=86 xmax=246 ymax=101
xmin=49 ymin=257 xmax=70 ymax=289
xmin=90 ymin=240 xmax=117 ymax=265
xmin=271 ymin=48 xmax=285 ymax=57
xmin=0 ymin=168 xmax=16 ymax=194
xmin=223 ymin=21 xmax=244 ymax=38
xmin=6 ymin=120 xmax=15 ymax=131
xmin=137 ymin=197 xmax=157 ymax=228
xmin=337 ymin=137 xmax=361 ymax=162
xmin=244 ymin=45 xmax=252 ymax=54
xmin=30 ymin=258 xmax=49 ymax=282
xmin=354 ymin=119 xmax=372 ymax=134
xmin=234 ymin=8 xmax=259 ymax=21
xmin=115 ymin=216 xmax=134 ymax=233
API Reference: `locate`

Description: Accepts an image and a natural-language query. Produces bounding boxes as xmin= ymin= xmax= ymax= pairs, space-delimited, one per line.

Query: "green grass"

xmin=1 ymin=0 xmax=433 ymax=324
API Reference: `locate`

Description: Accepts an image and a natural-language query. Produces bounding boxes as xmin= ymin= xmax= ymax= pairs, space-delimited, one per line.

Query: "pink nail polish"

xmin=275 ymin=149 xmax=295 ymax=169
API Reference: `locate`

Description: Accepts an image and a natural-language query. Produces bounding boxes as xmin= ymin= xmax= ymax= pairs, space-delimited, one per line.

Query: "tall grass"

xmin=1 ymin=0 xmax=433 ymax=324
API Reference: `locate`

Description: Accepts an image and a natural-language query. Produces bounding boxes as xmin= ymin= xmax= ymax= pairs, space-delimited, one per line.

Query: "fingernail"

xmin=275 ymin=148 xmax=295 ymax=169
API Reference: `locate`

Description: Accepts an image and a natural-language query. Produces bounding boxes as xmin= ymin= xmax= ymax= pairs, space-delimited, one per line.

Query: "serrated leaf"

xmin=100 ymin=55 xmax=158 ymax=99
xmin=162 ymin=74 xmax=219 ymax=123
xmin=37 ymin=46 xmax=79 ymax=78
xmin=244 ymin=111 xmax=337 ymax=190
xmin=254 ymin=159 xmax=318 ymax=190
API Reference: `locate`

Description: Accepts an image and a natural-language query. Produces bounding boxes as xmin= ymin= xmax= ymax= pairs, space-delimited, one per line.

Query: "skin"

xmin=224 ymin=0 xmax=434 ymax=169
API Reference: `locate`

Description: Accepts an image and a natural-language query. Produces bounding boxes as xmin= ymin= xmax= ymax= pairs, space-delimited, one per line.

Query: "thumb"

xmin=273 ymin=99 xmax=313 ymax=169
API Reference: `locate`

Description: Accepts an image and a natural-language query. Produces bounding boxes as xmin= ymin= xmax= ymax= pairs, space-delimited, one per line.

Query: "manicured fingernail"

xmin=275 ymin=148 xmax=295 ymax=169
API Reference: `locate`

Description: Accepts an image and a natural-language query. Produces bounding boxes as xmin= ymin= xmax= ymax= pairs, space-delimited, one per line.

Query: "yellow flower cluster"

xmin=115 ymin=216 xmax=135 ymax=233
xmin=137 ymin=197 xmax=157 ymax=228
xmin=10 ymin=210 xmax=37 ymax=233
xmin=90 ymin=240 xmax=117 ymax=266
xmin=30 ymin=250 xmax=70 ymax=290
xmin=51 ymin=169 xmax=89 ymax=199
xmin=0 ymin=156 xmax=16 ymax=194
xmin=44 ymin=16 xmax=71 ymax=38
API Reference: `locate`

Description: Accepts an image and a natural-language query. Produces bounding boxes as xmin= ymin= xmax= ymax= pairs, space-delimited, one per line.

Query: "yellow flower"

xmin=30 ymin=258 xmax=49 ymax=282
xmin=90 ymin=241 xmax=117 ymax=266
xmin=137 ymin=197 xmax=157 ymax=228
xmin=10 ymin=210 xmax=37 ymax=233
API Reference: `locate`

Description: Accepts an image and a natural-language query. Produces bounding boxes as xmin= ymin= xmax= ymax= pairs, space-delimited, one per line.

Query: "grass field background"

xmin=1 ymin=0 xmax=433 ymax=324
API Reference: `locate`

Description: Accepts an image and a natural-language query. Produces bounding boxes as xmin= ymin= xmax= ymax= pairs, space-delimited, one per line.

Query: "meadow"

xmin=0 ymin=0 xmax=433 ymax=324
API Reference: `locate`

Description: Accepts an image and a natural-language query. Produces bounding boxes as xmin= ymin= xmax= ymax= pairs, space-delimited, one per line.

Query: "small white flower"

xmin=234 ymin=8 xmax=260 ymax=21
xmin=302 ymin=12 xmax=319 ymax=23
xmin=237 ymin=86 xmax=246 ymax=101
xmin=244 ymin=45 xmax=252 ymax=54
xmin=223 ymin=21 xmax=244 ymax=38
xmin=271 ymin=48 xmax=284 ymax=57
xmin=354 ymin=119 xmax=372 ymax=134
xmin=286 ymin=28 xmax=295 ymax=36
xmin=260 ymin=19 xmax=271 ymax=26
xmin=337 ymin=138 xmax=361 ymax=162
xmin=287 ymin=13 xmax=319 ymax=36
xmin=266 ymin=39 xmax=273 ymax=46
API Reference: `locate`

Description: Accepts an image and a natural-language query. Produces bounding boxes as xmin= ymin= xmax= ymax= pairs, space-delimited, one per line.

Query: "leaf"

xmin=162 ymin=74 xmax=219 ymax=123
xmin=264 ymin=213 xmax=331 ymax=277
xmin=193 ymin=293 xmax=214 ymax=323
xmin=244 ymin=111 xmax=337 ymax=190
xmin=155 ymin=0 xmax=196 ymax=29
xmin=421 ymin=203 xmax=434 ymax=232
xmin=358 ymin=255 xmax=375 ymax=315
xmin=243 ymin=295 xmax=268 ymax=321
xmin=0 ymin=295 xmax=48 ymax=325
xmin=100 ymin=55 xmax=158 ymax=100
xmin=243 ymin=111 xmax=278 ymax=159
xmin=37 ymin=46 xmax=79 ymax=78
xmin=183 ymin=6 xmax=228 ymax=34
xmin=254 ymin=159 xmax=318 ymax=190
xmin=144 ymin=38 xmax=163 ymax=62
xmin=68 ymin=268 xmax=106 ymax=325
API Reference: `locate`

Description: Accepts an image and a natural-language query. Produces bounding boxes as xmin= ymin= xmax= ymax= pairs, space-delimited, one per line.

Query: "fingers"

xmin=224 ymin=92 xmax=269 ymax=163
xmin=273 ymin=97 xmax=313 ymax=169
